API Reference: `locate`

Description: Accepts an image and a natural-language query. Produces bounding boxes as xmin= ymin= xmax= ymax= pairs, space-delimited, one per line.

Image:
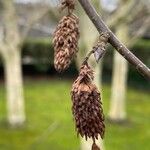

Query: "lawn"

xmin=0 ymin=78 xmax=150 ymax=150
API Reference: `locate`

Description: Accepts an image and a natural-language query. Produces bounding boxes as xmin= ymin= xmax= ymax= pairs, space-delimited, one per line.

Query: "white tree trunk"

xmin=78 ymin=12 xmax=105 ymax=150
xmin=93 ymin=62 xmax=104 ymax=150
xmin=81 ymin=134 xmax=104 ymax=150
xmin=81 ymin=61 xmax=105 ymax=150
xmin=108 ymin=24 xmax=128 ymax=121
xmin=108 ymin=51 xmax=128 ymax=121
xmin=4 ymin=49 xmax=25 ymax=127
xmin=78 ymin=1 xmax=105 ymax=148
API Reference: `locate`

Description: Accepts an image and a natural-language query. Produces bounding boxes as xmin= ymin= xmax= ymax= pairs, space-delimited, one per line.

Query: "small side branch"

xmin=83 ymin=32 xmax=109 ymax=65
xmin=82 ymin=49 xmax=95 ymax=65
xmin=78 ymin=0 xmax=150 ymax=79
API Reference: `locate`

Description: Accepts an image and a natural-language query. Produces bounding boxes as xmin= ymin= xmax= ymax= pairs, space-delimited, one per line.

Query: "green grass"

xmin=0 ymin=78 xmax=150 ymax=150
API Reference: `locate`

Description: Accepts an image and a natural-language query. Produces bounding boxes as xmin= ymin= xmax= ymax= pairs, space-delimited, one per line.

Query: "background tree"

xmin=77 ymin=1 xmax=105 ymax=149
xmin=108 ymin=0 xmax=150 ymax=122
xmin=0 ymin=0 xmax=25 ymax=127
xmin=109 ymin=24 xmax=128 ymax=121
xmin=78 ymin=0 xmax=149 ymax=148
xmin=0 ymin=0 xmax=53 ymax=127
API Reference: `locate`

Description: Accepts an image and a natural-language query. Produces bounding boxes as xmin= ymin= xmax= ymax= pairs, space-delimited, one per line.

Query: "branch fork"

xmin=83 ymin=32 xmax=110 ymax=65
xmin=78 ymin=0 xmax=150 ymax=79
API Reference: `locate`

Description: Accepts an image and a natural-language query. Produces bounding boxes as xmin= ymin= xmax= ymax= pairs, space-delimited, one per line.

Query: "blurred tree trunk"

xmin=107 ymin=0 xmax=149 ymax=122
xmin=4 ymin=49 xmax=25 ymax=126
xmin=0 ymin=0 xmax=25 ymax=126
xmin=78 ymin=2 xmax=104 ymax=148
xmin=80 ymin=61 xmax=104 ymax=150
xmin=108 ymin=24 xmax=128 ymax=121
xmin=0 ymin=0 xmax=50 ymax=127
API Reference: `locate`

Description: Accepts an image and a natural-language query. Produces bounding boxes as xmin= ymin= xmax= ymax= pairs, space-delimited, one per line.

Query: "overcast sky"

xmin=15 ymin=0 xmax=118 ymax=11
xmin=15 ymin=0 xmax=60 ymax=7
xmin=101 ymin=0 xmax=118 ymax=12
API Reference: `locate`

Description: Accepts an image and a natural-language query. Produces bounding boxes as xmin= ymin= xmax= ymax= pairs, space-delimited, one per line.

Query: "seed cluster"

xmin=71 ymin=63 xmax=105 ymax=144
xmin=53 ymin=14 xmax=79 ymax=72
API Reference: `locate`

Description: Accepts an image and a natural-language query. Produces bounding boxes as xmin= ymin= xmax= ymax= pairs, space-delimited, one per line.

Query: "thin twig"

xmin=78 ymin=0 xmax=150 ymax=80
xmin=82 ymin=32 xmax=109 ymax=65
xmin=82 ymin=49 xmax=95 ymax=65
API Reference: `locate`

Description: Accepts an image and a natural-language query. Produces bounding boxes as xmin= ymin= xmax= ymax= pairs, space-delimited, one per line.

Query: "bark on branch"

xmin=78 ymin=0 xmax=150 ymax=80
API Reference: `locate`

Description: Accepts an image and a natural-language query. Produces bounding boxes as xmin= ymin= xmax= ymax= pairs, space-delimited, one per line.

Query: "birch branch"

xmin=78 ymin=0 xmax=150 ymax=80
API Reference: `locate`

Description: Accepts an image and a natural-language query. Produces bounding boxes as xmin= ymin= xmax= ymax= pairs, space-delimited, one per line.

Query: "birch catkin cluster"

xmin=53 ymin=1 xmax=108 ymax=150
xmin=53 ymin=0 xmax=79 ymax=72
xmin=71 ymin=63 xmax=105 ymax=149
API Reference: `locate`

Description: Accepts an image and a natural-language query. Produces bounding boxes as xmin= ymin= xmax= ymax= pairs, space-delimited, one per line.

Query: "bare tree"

xmin=0 ymin=0 xmax=25 ymax=127
xmin=78 ymin=0 xmax=150 ymax=79
xmin=79 ymin=20 xmax=104 ymax=150
xmin=75 ymin=0 xmax=150 ymax=148
xmin=109 ymin=24 xmax=129 ymax=121
xmin=108 ymin=0 xmax=150 ymax=122
xmin=76 ymin=0 xmax=149 ymax=149
xmin=0 ymin=0 xmax=51 ymax=127
xmin=78 ymin=1 xmax=105 ymax=149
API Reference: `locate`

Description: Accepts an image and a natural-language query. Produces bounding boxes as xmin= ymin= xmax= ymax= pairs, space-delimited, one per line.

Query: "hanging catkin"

xmin=71 ymin=63 xmax=105 ymax=149
xmin=53 ymin=1 xmax=108 ymax=150
xmin=53 ymin=14 xmax=79 ymax=72
xmin=53 ymin=0 xmax=79 ymax=72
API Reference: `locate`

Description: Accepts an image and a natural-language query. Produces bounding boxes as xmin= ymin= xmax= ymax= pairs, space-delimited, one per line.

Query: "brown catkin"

xmin=71 ymin=63 xmax=105 ymax=146
xmin=53 ymin=14 xmax=79 ymax=72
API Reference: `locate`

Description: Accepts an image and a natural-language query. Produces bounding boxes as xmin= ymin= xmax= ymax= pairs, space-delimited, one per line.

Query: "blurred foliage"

xmin=102 ymin=38 xmax=150 ymax=88
xmin=22 ymin=38 xmax=150 ymax=67
xmin=21 ymin=38 xmax=150 ymax=88
xmin=22 ymin=38 xmax=53 ymax=72
xmin=103 ymin=39 xmax=150 ymax=73
xmin=22 ymin=38 xmax=53 ymax=63
xmin=0 ymin=38 xmax=149 ymax=87
xmin=0 ymin=79 xmax=150 ymax=150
